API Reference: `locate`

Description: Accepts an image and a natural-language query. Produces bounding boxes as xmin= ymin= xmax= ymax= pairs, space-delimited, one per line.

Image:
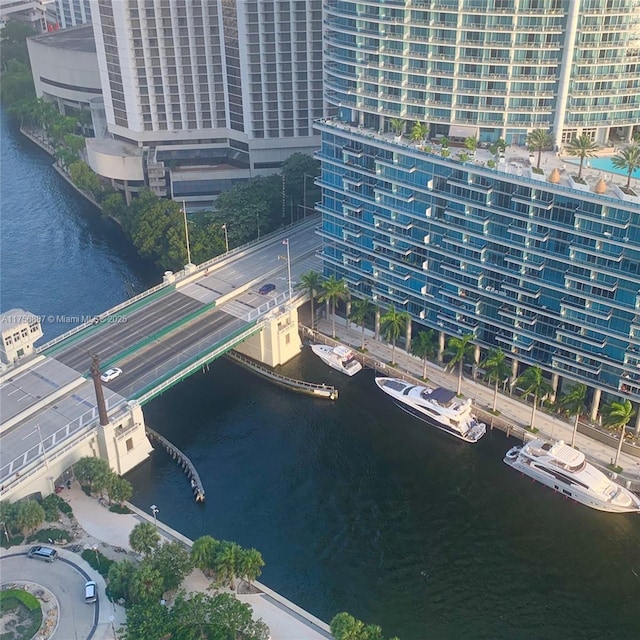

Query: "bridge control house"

xmin=0 ymin=309 xmax=43 ymax=368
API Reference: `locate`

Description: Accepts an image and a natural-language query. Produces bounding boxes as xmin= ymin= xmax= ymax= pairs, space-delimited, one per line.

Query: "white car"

xmin=100 ymin=367 xmax=122 ymax=383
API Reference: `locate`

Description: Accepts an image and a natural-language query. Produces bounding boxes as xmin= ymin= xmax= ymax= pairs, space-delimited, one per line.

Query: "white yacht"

xmin=374 ymin=377 xmax=486 ymax=443
xmin=504 ymin=439 xmax=640 ymax=513
xmin=311 ymin=344 xmax=363 ymax=377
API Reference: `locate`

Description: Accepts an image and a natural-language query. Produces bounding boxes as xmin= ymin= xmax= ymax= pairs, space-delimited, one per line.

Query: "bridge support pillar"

xmin=234 ymin=304 xmax=302 ymax=367
xmin=96 ymin=401 xmax=153 ymax=476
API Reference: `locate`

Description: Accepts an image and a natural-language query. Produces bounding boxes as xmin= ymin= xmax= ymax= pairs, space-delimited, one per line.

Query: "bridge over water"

xmin=0 ymin=219 xmax=321 ymax=499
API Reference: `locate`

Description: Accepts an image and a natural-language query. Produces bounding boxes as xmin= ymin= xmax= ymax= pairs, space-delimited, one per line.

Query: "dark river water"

xmin=1 ymin=112 xmax=639 ymax=640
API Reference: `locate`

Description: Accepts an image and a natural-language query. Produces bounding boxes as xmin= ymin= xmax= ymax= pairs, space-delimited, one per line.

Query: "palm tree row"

xmin=300 ymin=276 xmax=637 ymax=466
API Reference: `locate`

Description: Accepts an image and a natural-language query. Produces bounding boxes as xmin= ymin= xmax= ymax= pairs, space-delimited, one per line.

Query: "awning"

xmin=448 ymin=125 xmax=478 ymax=140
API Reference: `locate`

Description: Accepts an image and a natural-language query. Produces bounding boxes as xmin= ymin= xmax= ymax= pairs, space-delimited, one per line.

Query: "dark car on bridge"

xmin=258 ymin=283 xmax=276 ymax=295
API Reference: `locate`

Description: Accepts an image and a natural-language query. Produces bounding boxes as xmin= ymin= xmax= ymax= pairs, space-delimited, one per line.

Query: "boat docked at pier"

xmin=374 ymin=377 xmax=486 ymax=443
xmin=504 ymin=439 xmax=640 ymax=513
xmin=311 ymin=344 xmax=363 ymax=377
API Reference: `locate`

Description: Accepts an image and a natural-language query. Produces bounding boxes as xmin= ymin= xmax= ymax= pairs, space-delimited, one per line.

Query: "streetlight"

xmin=282 ymin=239 xmax=292 ymax=301
xmin=182 ymin=201 xmax=192 ymax=265
xmin=34 ymin=423 xmax=49 ymax=470
xmin=150 ymin=504 xmax=159 ymax=528
xmin=221 ymin=223 xmax=229 ymax=253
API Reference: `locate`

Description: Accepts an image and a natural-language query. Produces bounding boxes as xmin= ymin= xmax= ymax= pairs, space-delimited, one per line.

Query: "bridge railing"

xmin=34 ymin=214 xmax=319 ymax=355
xmin=135 ymin=322 xmax=264 ymax=405
xmin=246 ymin=290 xmax=306 ymax=323
xmin=0 ymin=399 xmax=129 ymax=485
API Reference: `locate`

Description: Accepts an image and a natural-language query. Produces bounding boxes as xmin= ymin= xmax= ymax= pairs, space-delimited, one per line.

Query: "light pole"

xmin=150 ymin=504 xmax=159 ymax=528
xmin=282 ymin=239 xmax=292 ymax=301
xmin=221 ymin=223 xmax=229 ymax=253
xmin=34 ymin=423 xmax=49 ymax=470
xmin=182 ymin=201 xmax=192 ymax=265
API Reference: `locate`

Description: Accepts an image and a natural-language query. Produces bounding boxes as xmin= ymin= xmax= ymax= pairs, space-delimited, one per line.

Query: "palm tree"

xmin=129 ymin=522 xmax=160 ymax=556
xmin=389 ymin=117 xmax=404 ymax=136
xmin=612 ymin=143 xmax=640 ymax=189
xmin=566 ymin=134 xmax=599 ymax=179
xmin=481 ymin=348 xmax=511 ymax=412
xmin=445 ymin=333 xmax=475 ymax=395
xmin=213 ymin=540 xmax=241 ymax=589
xmin=380 ymin=305 xmax=410 ymax=364
xmin=296 ymin=270 xmax=323 ymax=329
xmin=559 ymin=383 xmax=588 ymax=447
xmin=516 ymin=366 xmax=553 ymax=432
xmin=237 ymin=547 xmax=265 ymax=590
xmin=411 ymin=121 xmax=428 ymax=144
xmin=349 ymin=297 xmax=375 ymax=349
xmin=602 ymin=398 xmax=635 ymax=467
xmin=464 ymin=136 xmax=478 ymax=156
xmin=411 ymin=329 xmax=437 ymax=379
xmin=318 ymin=275 xmax=348 ymax=338
xmin=191 ymin=535 xmax=220 ymax=577
xmin=526 ymin=129 xmax=553 ymax=169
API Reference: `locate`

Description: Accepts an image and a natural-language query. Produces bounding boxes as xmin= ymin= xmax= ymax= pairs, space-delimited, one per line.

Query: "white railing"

xmin=135 ymin=323 xmax=264 ymax=405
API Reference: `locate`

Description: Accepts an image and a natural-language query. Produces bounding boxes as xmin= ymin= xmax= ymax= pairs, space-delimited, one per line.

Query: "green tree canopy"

xmin=445 ymin=333 xmax=475 ymax=395
xmin=559 ymin=383 xmax=588 ymax=447
xmin=349 ymin=297 xmax=376 ymax=350
xmin=411 ymin=329 xmax=437 ymax=380
xmin=380 ymin=305 xmax=410 ymax=365
xmin=481 ymin=347 xmax=511 ymax=412
xmin=318 ymin=275 xmax=348 ymax=338
xmin=15 ymin=499 xmax=45 ymax=535
xmin=121 ymin=601 xmax=171 ymax=640
xmin=148 ymin=541 xmax=193 ymax=593
xmin=106 ymin=558 xmax=137 ymax=603
xmin=516 ymin=365 xmax=553 ymax=431
xmin=74 ymin=457 xmax=111 ymax=492
xmin=191 ymin=535 xmax=221 ymax=577
xmin=107 ymin=474 xmax=133 ymax=506
xmin=129 ymin=522 xmax=160 ymax=556
xmin=526 ymin=129 xmax=553 ymax=169
xmin=237 ymin=547 xmax=265 ymax=589
xmin=128 ymin=562 xmax=165 ymax=606
xmin=602 ymin=398 xmax=635 ymax=467
xmin=296 ymin=270 xmax=323 ymax=329
xmin=612 ymin=143 xmax=640 ymax=189
xmin=566 ymin=134 xmax=599 ymax=180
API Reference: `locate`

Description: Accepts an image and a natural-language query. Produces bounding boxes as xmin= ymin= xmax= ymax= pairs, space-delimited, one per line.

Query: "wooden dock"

xmin=226 ymin=351 xmax=338 ymax=400
xmin=146 ymin=427 xmax=205 ymax=502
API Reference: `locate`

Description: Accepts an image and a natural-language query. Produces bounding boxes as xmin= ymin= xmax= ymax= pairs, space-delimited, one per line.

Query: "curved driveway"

xmin=1 ymin=548 xmax=99 ymax=639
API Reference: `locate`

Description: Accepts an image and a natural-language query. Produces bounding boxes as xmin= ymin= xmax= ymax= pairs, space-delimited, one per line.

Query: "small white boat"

xmin=374 ymin=377 xmax=486 ymax=443
xmin=504 ymin=439 xmax=640 ymax=513
xmin=311 ymin=344 xmax=363 ymax=376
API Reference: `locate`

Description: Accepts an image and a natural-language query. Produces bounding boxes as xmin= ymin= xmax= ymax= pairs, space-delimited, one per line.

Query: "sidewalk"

xmin=315 ymin=318 xmax=640 ymax=486
xmin=64 ymin=488 xmax=331 ymax=639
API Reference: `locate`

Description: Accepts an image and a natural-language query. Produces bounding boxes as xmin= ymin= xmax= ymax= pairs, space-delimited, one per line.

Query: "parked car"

xmin=84 ymin=580 xmax=97 ymax=604
xmin=100 ymin=367 xmax=122 ymax=383
xmin=27 ymin=545 xmax=58 ymax=562
xmin=258 ymin=283 xmax=276 ymax=295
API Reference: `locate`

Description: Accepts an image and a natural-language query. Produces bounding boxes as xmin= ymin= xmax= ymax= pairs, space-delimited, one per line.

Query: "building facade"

xmin=316 ymin=120 xmax=640 ymax=415
xmin=324 ymin=0 xmax=640 ymax=146
xmin=88 ymin=0 xmax=327 ymax=205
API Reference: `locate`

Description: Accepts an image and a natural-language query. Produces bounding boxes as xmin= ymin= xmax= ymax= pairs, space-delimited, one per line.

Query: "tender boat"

xmin=311 ymin=344 xmax=363 ymax=376
xmin=374 ymin=377 xmax=486 ymax=442
xmin=504 ymin=439 xmax=640 ymax=513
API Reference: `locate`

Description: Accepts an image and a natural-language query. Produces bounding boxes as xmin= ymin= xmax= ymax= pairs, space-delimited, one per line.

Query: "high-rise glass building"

xmin=324 ymin=0 xmax=640 ymax=146
xmin=88 ymin=0 xmax=326 ymax=203
xmin=317 ymin=0 xmax=640 ymax=418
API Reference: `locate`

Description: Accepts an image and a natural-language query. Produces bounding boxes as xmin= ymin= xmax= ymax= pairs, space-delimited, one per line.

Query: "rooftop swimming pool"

xmin=567 ymin=155 xmax=640 ymax=180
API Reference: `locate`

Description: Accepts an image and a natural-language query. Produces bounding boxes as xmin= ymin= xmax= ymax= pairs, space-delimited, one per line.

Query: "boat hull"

xmin=311 ymin=344 xmax=362 ymax=376
xmin=393 ymin=400 xmax=485 ymax=443
xmin=503 ymin=453 xmax=640 ymax=514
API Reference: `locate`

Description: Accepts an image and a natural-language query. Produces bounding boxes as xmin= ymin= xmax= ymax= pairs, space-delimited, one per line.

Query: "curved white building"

xmin=324 ymin=0 xmax=640 ymax=146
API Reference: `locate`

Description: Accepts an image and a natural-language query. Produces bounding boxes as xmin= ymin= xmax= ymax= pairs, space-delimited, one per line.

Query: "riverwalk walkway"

xmin=61 ymin=487 xmax=332 ymax=640
xmin=314 ymin=318 xmax=640 ymax=488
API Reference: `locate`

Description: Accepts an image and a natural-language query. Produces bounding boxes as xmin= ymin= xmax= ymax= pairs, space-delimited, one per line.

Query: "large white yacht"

xmin=374 ymin=377 xmax=486 ymax=443
xmin=504 ymin=439 xmax=640 ymax=513
xmin=311 ymin=344 xmax=363 ymax=376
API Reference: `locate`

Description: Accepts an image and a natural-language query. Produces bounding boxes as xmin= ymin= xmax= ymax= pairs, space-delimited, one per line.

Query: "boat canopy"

xmin=426 ymin=388 xmax=457 ymax=404
xmin=549 ymin=441 xmax=586 ymax=468
xmin=333 ymin=345 xmax=353 ymax=357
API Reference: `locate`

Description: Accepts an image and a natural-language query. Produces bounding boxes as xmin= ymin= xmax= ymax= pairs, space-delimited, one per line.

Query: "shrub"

xmin=0 ymin=589 xmax=42 ymax=640
xmin=531 ymin=166 xmax=544 ymax=175
xmin=40 ymin=493 xmax=72 ymax=521
xmin=26 ymin=528 xmax=69 ymax=544
xmin=82 ymin=548 xmax=115 ymax=578
xmin=109 ymin=504 xmax=132 ymax=514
